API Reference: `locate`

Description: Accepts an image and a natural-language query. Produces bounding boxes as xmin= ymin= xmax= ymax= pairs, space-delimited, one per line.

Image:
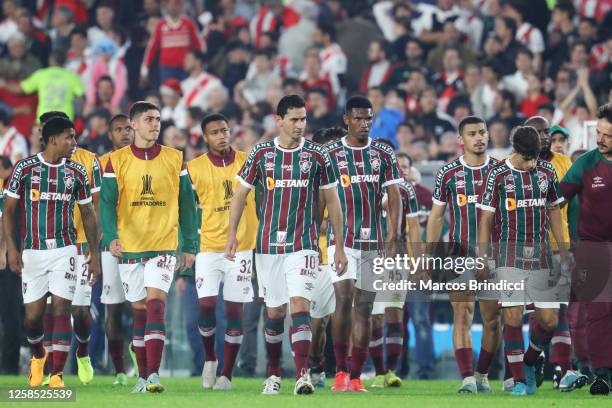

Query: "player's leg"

xmin=369 ymin=309 xmax=386 ymax=387
xmin=23 ymin=296 xmax=48 ymax=387
xmin=449 ymin=291 xmax=477 ymax=393
xmin=522 ymin=306 xmax=559 ymax=394
xmin=349 ymin=287 xmax=376 ymax=392
xmin=585 ymin=301 xmax=612 ymax=395
xmin=142 ymin=254 xmax=176 ymax=393
xmin=101 ymin=251 xmax=128 ymax=385
xmin=476 ymin=298 xmax=501 ymax=393
xmin=309 ymin=315 xmax=330 ymax=387
xmin=195 ymin=252 xmax=223 ymax=389
xmin=502 ymin=305 xmax=527 ymax=395
xmin=214 ymin=250 xmax=255 ymax=390
xmin=118 ymin=261 xmax=148 ymax=392
xmin=384 ymin=306 xmax=403 ymax=387
xmin=566 ymin=301 xmax=593 ymax=384
xmin=72 ymin=248 xmax=94 ymax=385
xmin=41 ymin=299 xmax=53 ymax=385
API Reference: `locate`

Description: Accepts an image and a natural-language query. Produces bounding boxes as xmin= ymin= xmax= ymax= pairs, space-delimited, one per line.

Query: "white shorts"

xmin=21 ymin=246 xmax=78 ymax=304
xmin=445 ymin=260 xmax=499 ymax=301
xmin=255 ymin=250 xmax=318 ymax=308
xmin=372 ymin=299 xmax=405 ymax=315
xmin=310 ymin=264 xmax=336 ymax=319
xmin=195 ymin=250 xmax=254 ymax=303
xmin=72 ymin=254 xmax=92 ymax=306
xmin=497 ymin=266 xmax=563 ymax=309
xmin=328 ymin=246 xmax=380 ymax=291
xmin=101 ymin=251 xmax=125 ymax=304
xmin=118 ymin=255 xmax=176 ymax=303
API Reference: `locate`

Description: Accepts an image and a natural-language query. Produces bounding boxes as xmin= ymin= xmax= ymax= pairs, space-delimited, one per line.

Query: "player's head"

xmin=312 ymin=126 xmax=346 ymax=145
xmin=458 ymin=116 xmax=488 ymax=155
xmin=344 ymin=95 xmax=373 ymax=143
xmin=201 ymin=113 xmax=230 ymax=155
xmin=275 ymin=94 xmax=306 ymax=144
xmin=109 ymin=113 xmax=133 ymax=150
xmin=524 ymin=115 xmax=551 ymax=154
xmin=396 ymin=152 xmax=413 ymax=182
xmin=511 ymin=126 xmax=540 ymax=171
xmin=42 ymin=116 xmax=76 ymax=159
xmin=129 ymin=101 xmax=161 ymax=144
xmin=596 ymin=102 xmax=612 ymax=157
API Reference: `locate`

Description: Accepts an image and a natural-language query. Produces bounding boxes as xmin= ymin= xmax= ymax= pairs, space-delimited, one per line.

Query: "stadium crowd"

xmin=0 ymin=0 xmax=611 ymax=395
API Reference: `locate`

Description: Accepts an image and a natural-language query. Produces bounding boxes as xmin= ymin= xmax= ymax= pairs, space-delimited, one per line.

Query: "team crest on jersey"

xmin=64 ymin=173 xmax=74 ymax=189
xmin=299 ymin=160 xmax=312 ymax=173
xmin=371 ymin=157 xmax=381 ymax=171
xmin=537 ymin=172 xmax=548 ymax=193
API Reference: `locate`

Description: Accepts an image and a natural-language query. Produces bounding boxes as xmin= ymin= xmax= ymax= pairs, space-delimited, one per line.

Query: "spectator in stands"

xmin=567 ymin=40 xmax=591 ymax=72
xmin=311 ymin=21 xmax=346 ymax=96
xmin=85 ymin=39 xmax=127 ymax=117
xmin=370 ymin=88 xmax=406 ymax=147
xmin=300 ymin=52 xmax=334 ymax=110
xmin=65 ymin=27 xmax=91 ymax=88
xmin=49 ymin=6 xmax=74 ymax=54
xmin=81 ymin=109 xmax=112 ymax=155
xmin=551 ymin=1 xmax=578 ymax=45
xmin=88 ymin=1 xmax=115 ymax=46
xmin=493 ymin=16 xmax=520 ymax=76
xmin=426 ymin=23 xmax=475 ymax=74
xmin=140 ymin=0 xmax=203 ymax=83
xmin=520 ymin=74 xmax=550 ymax=117
xmin=432 ymin=45 xmax=466 ymax=112
xmin=305 ymin=88 xmax=336 ymax=136
xmin=412 ymin=0 xmax=461 ymax=50
xmin=504 ymin=0 xmax=544 ymax=71
xmin=0 ymin=0 xmax=19 ymax=45
xmin=222 ymin=42 xmax=251 ymax=97
xmin=487 ymin=118 xmax=512 ymax=160
xmin=0 ymin=33 xmax=41 ymax=81
xmin=180 ymin=50 xmax=225 ymax=112
xmin=490 ymin=89 xmax=524 ymax=131
xmin=240 ymin=47 xmax=278 ymax=105
xmin=416 ymin=86 xmax=455 ymax=143
xmin=0 ymin=110 xmax=28 ymax=163
xmin=160 ymin=78 xmax=187 ymax=128
xmin=15 ymin=8 xmax=50 ymax=67
xmin=388 ymin=38 xmax=427 ymax=89
xmin=550 ymin=124 xmax=571 ymax=155
xmin=500 ymin=47 xmax=533 ymax=102
xmin=359 ymin=39 xmax=395 ymax=94
xmin=396 ymin=121 xmax=417 ymax=155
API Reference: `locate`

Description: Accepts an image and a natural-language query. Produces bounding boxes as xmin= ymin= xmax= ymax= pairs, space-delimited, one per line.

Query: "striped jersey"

xmin=71 ymin=147 xmax=102 ymax=247
xmin=237 ymin=137 xmax=337 ymax=254
xmin=399 ymin=180 xmax=420 ymax=243
xmin=432 ymin=156 xmax=498 ymax=249
xmin=480 ymin=158 xmax=564 ymax=269
xmin=326 ymin=137 xmax=403 ymax=250
xmin=5 ymin=153 xmax=92 ymax=250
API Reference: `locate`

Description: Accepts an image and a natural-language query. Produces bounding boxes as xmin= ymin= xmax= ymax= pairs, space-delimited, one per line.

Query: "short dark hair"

xmin=109 ymin=113 xmax=129 ymax=128
xmin=129 ymin=101 xmax=160 ymax=121
xmin=0 ymin=155 xmax=12 ymax=170
xmin=516 ymin=47 xmax=534 ymax=60
xmin=554 ymin=0 xmax=576 ymax=19
xmin=458 ymin=116 xmax=486 ymax=135
xmin=345 ymin=95 xmax=372 ymax=115
xmin=500 ymin=16 xmax=517 ymax=38
xmin=312 ymin=126 xmax=346 ymax=145
xmin=42 ymin=117 xmax=74 ymax=144
xmin=0 ymin=110 xmax=10 ymax=126
xmin=200 ymin=113 xmax=229 ymax=133
xmin=188 ymin=50 xmax=206 ymax=64
xmin=499 ymin=90 xmax=517 ymax=111
xmin=536 ymin=103 xmax=555 ymax=115
xmin=317 ymin=22 xmax=336 ymax=41
xmin=276 ymin=94 xmax=306 ymax=118
xmin=597 ymin=103 xmax=612 ymax=122
xmin=396 ymin=152 xmax=412 ymax=167
xmin=39 ymin=111 xmax=69 ymax=124
xmin=511 ymin=126 xmax=540 ymax=159
xmin=282 ymin=77 xmax=302 ymax=89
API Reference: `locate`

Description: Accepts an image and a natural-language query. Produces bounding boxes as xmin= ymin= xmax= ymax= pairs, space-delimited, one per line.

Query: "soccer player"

xmin=100 ymin=102 xmax=198 ymax=393
xmin=186 ymin=113 xmax=258 ymax=391
xmin=225 ymin=94 xmax=348 ymax=395
xmin=426 ymin=116 xmax=501 ymax=393
xmin=324 ymin=96 xmax=403 ymax=392
xmin=524 ymin=116 xmax=582 ymax=391
xmin=370 ymin=171 xmax=421 ymax=388
xmin=3 ymin=117 xmax=100 ymax=388
xmin=560 ymin=103 xmax=612 ymax=395
xmin=479 ymin=126 xmax=570 ymax=396
xmin=99 ymin=113 xmax=134 ymax=386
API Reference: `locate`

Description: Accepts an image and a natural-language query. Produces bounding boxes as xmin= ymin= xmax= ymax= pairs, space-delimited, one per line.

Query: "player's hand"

xmin=175 ymin=277 xmax=186 ymax=294
xmin=181 ymin=252 xmax=195 ymax=270
xmin=560 ymin=251 xmax=575 ymax=277
xmin=8 ymin=249 xmax=23 ymax=276
xmin=333 ymin=246 xmax=348 ymax=277
xmin=384 ymin=236 xmax=397 ymax=259
xmin=87 ymin=255 xmax=101 ymax=286
xmin=110 ymin=239 xmax=123 ymax=258
xmin=476 ymin=257 xmax=490 ymax=281
xmin=224 ymin=235 xmax=238 ymax=261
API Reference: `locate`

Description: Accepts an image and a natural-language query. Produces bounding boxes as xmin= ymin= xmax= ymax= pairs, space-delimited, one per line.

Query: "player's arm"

xmin=322 ymin=186 xmax=347 ymax=276
xmin=78 ymin=201 xmax=101 ymax=284
xmin=179 ymin=168 xmax=198 ymax=269
xmin=225 ymin=182 xmax=250 ymax=261
xmin=407 ymin=216 xmax=422 ymax=250
xmin=548 ymin=205 xmax=569 ymax=257
xmin=385 ymin=183 xmax=401 ymax=257
xmin=425 ymin=203 xmax=445 ymax=251
xmin=2 ymin=196 xmax=22 ymax=275
xmin=100 ymin=159 xmax=121 ymax=257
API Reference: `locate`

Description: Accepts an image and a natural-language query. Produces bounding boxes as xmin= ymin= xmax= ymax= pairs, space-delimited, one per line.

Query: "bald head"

xmin=524 ymin=116 xmax=551 ymax=155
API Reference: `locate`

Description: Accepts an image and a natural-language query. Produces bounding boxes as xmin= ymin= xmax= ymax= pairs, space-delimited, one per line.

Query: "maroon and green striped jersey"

xmin=5 ymin=153 xmax=92 ymax=250
xmin=399 ymin=180 xmax=420 ymax=243
xmin=326 ymin=137 xmax=403 ymax=250
xmin=433 ymin=156 xmax=498 ymax=249
xmin=237 ymin=137 xmax=337 ymax=254
xmin=480 ymin=158 xmax=564 ymax=269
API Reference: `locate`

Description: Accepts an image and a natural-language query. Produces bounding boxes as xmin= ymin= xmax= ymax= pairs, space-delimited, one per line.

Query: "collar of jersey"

xmin=274 ymin=137 xmax=304 ymax=152
xmin=459 ymin=154 xmax=490 ymax=170
xmin=341 ymin=136 xmax=371 ymax=150
xmin=37 ymin=153 xmax=66 ymax=167
xmin=207 ymin=148 xmax=236 ymax=167
xmin=505 ymin=157 xmax=529 ymax=173
xmin=130 ymin=143 xmax=161 ymax=160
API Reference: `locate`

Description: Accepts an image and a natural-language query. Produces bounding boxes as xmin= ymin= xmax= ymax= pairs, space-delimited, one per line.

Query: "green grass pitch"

xmin=0 ymin=375 xmax=608 ymax=408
